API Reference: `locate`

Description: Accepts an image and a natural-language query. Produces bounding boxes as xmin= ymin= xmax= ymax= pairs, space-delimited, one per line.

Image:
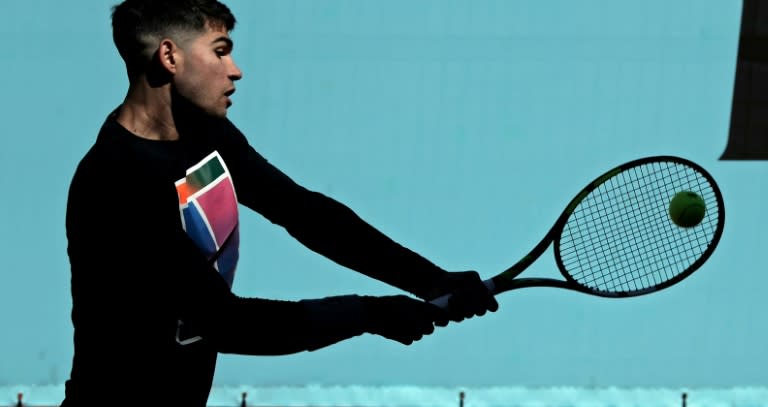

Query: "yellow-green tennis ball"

xmin=669 ymin=191 xmax=706 ymax=228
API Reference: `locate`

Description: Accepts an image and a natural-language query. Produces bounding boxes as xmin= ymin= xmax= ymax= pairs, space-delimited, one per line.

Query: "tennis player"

xmin=61 ymin=1 xmax=498 ymax=406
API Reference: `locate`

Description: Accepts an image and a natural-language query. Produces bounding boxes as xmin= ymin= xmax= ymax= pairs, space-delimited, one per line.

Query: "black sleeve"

xmin=66 ymin=151 xmax=367 ymax=355
xmin=222 ymin=122 xmax=447 ymax=299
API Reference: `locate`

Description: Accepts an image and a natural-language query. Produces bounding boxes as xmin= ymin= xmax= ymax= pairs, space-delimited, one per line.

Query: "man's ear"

xmin=157 ymin=38 xmax=180 ymax=75
xmin=145 ymin=40 xmax=176 ymax=87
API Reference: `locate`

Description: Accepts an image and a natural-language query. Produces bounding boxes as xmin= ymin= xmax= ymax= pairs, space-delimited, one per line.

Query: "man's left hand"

xmin=422 ymin=271 xmax=499 ymax=326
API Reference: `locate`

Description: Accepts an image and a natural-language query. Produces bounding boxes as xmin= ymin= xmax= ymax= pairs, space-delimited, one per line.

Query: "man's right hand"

xmin=361 ymin=295 xmax=445 ymax=345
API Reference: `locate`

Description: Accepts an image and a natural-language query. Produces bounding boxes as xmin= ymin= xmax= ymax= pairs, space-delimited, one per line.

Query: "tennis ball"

xmin=669 ymin=191 xmax=706 ymax=228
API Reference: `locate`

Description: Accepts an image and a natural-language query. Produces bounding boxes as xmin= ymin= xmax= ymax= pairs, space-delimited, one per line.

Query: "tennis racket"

xmin=432 ymin=155 xmax=725 ymax=305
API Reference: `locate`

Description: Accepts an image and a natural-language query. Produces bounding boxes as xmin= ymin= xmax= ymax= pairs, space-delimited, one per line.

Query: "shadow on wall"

xmin=721 ymin=0 xmax=768 ymax=160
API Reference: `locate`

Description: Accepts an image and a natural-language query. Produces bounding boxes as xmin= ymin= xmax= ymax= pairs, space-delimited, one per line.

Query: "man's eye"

xmin=215 ymin=49 xmax=226 ymax=56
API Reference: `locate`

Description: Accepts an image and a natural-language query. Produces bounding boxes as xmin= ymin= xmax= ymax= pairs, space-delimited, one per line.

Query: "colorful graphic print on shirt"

xmin=175 ymin=151 xmax=240 ymax=287
xmin=174 ymin=151 xmax=240 ymax=345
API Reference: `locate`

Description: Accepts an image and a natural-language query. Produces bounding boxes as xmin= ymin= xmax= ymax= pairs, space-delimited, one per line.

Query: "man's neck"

xmin=116 ymin=82 xmax=180 ymax=141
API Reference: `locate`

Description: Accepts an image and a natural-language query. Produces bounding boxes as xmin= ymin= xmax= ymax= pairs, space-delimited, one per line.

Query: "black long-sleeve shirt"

xmin=61 ymin=110 xmax=445 ymax=406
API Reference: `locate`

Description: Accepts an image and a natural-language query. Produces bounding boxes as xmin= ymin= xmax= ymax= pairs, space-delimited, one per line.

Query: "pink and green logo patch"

xmin=175 ymin=151 xmax=240 ymax=288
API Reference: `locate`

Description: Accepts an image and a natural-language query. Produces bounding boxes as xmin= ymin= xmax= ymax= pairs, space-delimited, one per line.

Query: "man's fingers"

xmin=369 ymin=296 xmax=450 ymax=345
xmin=446 ymin=286 xmax=496 ymax=321
xmin=488 ymin=298 xmax=499 ymax=313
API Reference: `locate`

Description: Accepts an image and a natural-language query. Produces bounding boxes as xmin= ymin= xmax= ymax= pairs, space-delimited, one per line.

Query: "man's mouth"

xmin=224 ymin=89 xmax=235 ymax=106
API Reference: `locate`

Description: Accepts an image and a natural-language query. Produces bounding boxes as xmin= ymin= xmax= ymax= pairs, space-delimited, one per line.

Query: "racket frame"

xmin=488 ymin=155 xmax=725 ymax=298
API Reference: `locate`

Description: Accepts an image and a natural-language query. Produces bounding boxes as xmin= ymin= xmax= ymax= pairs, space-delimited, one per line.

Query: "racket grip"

xmin=429 ymin=278 xmax=496 ymax=309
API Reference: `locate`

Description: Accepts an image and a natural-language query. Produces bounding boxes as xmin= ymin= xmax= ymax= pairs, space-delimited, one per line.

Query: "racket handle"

xmin=429 ymin=278 xmax=496 ymax=309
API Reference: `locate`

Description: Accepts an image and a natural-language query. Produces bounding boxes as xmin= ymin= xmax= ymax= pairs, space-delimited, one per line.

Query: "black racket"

xmin=432 ymin=155 xmax=725 ymax=305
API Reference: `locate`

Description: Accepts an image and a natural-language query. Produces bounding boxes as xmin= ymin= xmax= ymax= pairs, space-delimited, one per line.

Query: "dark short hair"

xmin=111 ymin=0 xmax=236 ymax=78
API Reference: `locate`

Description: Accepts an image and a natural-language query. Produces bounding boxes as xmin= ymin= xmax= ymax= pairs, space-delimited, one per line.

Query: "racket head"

xmin=551 ymin=156 xmax=725 ymax=297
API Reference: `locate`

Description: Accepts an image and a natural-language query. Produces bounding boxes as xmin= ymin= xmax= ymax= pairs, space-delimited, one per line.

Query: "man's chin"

xmin=202 ymin=112 xmax=227 ymax=120
xmin=202 ymin=105 xmax=229 ymax=120
xmin=172 ymin=97 xmax=228 ymax=122
xmin=188 ymin=109 xmax=228 ymax=124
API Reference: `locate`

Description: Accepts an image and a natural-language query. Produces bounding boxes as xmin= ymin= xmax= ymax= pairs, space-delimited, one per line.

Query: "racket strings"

xmin=557 ymin=161 xmax=720 ymax=294
xmin=584 ymin=165 xmax=700 ymax=287
xmin=579 ymin=166 xmax=716 ymax=291
xmin=578 ymin=168 xmax=718 ymax=291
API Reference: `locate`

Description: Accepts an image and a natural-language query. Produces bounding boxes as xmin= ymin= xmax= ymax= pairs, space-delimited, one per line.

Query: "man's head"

xmin=112 ymin=0 xmax=242 ymax=118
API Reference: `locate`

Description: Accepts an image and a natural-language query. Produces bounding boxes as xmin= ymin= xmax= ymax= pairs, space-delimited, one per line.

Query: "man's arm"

xmin=67 ymin=152 xmax=439 ymax=355
xmin=222 ymin=121 xmax=498 ymax=320
xmin=223 ymin=133 xmax=444 ymax=299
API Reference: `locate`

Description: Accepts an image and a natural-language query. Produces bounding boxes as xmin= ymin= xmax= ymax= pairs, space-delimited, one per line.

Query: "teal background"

xmin=1 ymin=0 xmax=765 ymax=388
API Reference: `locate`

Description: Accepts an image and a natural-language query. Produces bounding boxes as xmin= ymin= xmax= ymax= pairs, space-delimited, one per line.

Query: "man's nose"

xmin=229 ymin=60 xmax=243 ymax=81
